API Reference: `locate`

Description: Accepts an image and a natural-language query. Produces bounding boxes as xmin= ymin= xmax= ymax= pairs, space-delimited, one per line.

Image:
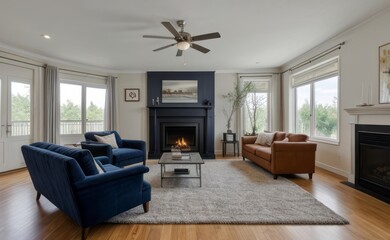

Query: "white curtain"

xmin=105 ymin=76 xmax=118 ymax=130
xmin=44 ymin=65 xmax=60 ymax=143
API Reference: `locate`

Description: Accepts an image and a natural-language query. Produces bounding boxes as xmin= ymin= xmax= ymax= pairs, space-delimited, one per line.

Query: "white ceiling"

xmin=0 ymin=0 xmax=389 ymax=72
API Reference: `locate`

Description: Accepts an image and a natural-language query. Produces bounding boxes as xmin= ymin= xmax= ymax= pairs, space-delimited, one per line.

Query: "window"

xmin=242 ymin=77 xmax=270 ymax=135
xmin=60 ymin=81 xmax=106 ymax=135
xmin=292 ymin=57 xmax=339 ymax=143
xmin=11 ymin=81 xmax=31 ymax=136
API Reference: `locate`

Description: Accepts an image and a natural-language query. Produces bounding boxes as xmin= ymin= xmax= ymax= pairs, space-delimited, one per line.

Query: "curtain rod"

xmin=281 ymin=41 xmax=345 ymax=75
xmin=0 ymin=53 xmax=44 ymax=68
xmin=0 ymin=50 xmax=108 ymax=78
xmin=239 ymin=73 xmax=278 ymax=77
xmin=58 ymin=67 xmax=108 ymax=78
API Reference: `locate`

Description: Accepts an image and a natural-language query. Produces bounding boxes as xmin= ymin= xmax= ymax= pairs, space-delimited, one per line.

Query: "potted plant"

xmin=223 ymin=81 xmax=254 ymax=133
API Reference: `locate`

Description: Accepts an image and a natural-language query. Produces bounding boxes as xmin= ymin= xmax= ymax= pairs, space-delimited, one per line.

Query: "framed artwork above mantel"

xmin=161 ymin=80 xmax=198 ymax=103
xmin=379 ymin=42 xmax=390 ymax=104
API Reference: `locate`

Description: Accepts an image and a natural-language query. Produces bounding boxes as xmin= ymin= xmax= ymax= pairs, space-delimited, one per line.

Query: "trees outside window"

xmin=293 ymin=57 xmax=339 ymax=143
xmin=60 ymin=83 xmax=106 ymax=135
xmin=242 ymin=79 xmax=270 ymax=135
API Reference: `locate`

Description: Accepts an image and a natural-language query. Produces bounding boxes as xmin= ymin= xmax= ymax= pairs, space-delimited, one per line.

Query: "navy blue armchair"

xmin=82 ymin=131 xmax=146 ymax=167
xmin=21 ymin=142 xmax=151 ymax=240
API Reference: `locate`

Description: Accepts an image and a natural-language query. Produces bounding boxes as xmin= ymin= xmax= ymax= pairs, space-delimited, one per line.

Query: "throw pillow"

xmin=282 ymin=137 xmax=289 ymax=142
xmin=94 ymin=159 xmax=105 ymax=174
xmin=94 ymin=133 xmax=119 ymax=148
xmin=255 ymin=132 xmax=275 ymax=146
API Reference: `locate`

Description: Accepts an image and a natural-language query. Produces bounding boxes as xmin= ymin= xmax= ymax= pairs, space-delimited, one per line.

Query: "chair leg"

xmin=143 ymin=201 xmax=150 ymax=213
xmin=309 ymin=173 xmax=313 ymax=179
xmin=36 ymin=192 xmax=41 ymax=201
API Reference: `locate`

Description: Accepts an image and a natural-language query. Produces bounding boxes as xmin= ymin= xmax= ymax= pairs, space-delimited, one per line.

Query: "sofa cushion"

xmin=287 ymin=133 xmax=308 ymax=142
xmin=273 ymin=131 xmax=287 ymax=141
xmin=255 ymin=146 xmax=272 ymax=161
xmin=255 ymin=132 xmax=275 ymax=146
xmin=113 ymin=148 xmax=144 ymax=164
xmin=242 ymin=144 xmax=259 ymax=154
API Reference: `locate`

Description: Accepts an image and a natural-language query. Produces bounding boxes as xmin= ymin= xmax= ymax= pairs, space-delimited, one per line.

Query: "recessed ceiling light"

xmin=42 ymin=34 xmax=51 ymax=39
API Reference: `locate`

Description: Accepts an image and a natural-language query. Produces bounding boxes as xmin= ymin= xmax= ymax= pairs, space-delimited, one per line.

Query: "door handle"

xmin=5 ymin=124 xmax=11 ymax=134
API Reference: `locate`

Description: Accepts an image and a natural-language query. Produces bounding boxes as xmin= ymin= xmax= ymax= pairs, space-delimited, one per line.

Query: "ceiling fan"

xmin=143 ymin=20 xmax=221 ymax=56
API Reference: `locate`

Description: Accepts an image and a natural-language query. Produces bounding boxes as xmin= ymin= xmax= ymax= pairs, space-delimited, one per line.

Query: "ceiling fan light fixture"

xmin=177 ymin=41 xmax=190 ymax=50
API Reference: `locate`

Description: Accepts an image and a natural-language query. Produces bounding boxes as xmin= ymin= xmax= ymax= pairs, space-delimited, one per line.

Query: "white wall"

xmin=281 ymin=8 xmax=390 ymax=177
xmin=116 ymin=73 xmax=148 ymax=142
xmin=215 ymin=73 xmax=237 ymax=154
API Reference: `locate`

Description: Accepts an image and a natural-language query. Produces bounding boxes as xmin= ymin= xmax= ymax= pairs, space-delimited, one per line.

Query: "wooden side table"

xmin=222 ymin=133 xmax=239 ymax=157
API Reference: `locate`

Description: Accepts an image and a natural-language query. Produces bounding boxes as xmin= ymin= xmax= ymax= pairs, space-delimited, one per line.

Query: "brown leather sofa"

xmin=241 ymin=132 xmax=317 ymax=179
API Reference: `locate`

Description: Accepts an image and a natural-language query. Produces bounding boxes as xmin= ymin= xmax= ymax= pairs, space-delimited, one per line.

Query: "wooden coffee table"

xmin=158 ymin=152 xmax=204 ymax=187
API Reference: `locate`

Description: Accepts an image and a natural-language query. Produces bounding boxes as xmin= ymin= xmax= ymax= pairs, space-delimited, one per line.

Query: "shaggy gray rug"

xmin=108 ymin=160 xmax=348 ymax=224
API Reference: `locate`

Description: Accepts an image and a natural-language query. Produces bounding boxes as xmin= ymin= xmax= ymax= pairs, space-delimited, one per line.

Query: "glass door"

xmin=0 ymin=63 xmax=33 ymax=172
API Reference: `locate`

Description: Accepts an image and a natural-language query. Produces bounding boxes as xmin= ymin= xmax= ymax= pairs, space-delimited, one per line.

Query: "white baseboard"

xmin=315 ymin=161 xmax=349 ymax=178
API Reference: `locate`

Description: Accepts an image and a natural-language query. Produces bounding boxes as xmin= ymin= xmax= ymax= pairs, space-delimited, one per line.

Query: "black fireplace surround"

xmin=355 ymin=124 xmax=390 ymax=203
xmin=147 ymin=71 xmax=215 ymax=159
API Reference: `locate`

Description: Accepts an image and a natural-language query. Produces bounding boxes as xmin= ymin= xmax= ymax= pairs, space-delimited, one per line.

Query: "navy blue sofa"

xmin=82 ymin=131 xmax=146 ymax=167
xmin=21 ymin=142 xmax=151 ymax=240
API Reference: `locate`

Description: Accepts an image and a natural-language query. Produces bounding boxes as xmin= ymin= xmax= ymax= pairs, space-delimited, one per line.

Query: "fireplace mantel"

xmin=344 ymin=105 xmax=390 ymax=115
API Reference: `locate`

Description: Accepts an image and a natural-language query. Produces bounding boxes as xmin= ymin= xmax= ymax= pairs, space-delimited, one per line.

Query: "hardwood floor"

xmin=1 ymin=157 xmax=390 ymax=240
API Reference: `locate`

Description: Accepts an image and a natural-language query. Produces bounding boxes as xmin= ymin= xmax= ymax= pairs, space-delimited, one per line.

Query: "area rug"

xmin=108 ymin=160 xmax=348 ymax=225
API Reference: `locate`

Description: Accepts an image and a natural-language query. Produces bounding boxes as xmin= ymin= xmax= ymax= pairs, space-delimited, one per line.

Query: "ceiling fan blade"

xmin=143 ymin=35 xmax=175 ymax=40
xmin=191 ymin=43 xmax=210 ymax=53
xmin=161 ymin=22 xmax=183 ymax=39
xmin=153 ymin=43 xmax=176 ymax=52
xmin=176 ymin=50 xmax=183 ymax=57
xmin=191 ymin=32 xmax=221 ymax=42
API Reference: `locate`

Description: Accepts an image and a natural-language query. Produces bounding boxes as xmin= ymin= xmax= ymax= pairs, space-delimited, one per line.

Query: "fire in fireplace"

xmin=161 ymin=123 xmax=199 ymax=152
xmin=355 ymin=124 xmax=390 ymax=203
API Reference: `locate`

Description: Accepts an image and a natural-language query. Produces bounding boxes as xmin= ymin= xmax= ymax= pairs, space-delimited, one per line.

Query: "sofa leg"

xmin=36 ymin=192 xmax=41 ymax=201
xmin=309 ymin=173 xmax=313 ymax=179
xmin=81 ymin=227 xmax=89 ymax=240
xmin=143 ymin=160 xmax=146 ymax=165
xmin=143 ymin=201 xmax=150 ymax=213
xmin=242 ymin=157 xmax=245 ymax=161
xmin=273 ymin=175 xmax=278 ymax=180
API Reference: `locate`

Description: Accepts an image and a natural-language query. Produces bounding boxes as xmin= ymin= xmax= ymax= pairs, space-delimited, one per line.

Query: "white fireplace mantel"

xmin=344 ymin=105 xmax=390 ymax=115
xmin=344 ymin=104 xmax=390 ymax=184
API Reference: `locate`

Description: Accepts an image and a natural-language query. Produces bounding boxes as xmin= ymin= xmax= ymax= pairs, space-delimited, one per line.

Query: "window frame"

xmin=241 ymin=77 xmax=271 ymax=135
xmin=292 ymin=57 xmax=340 ymax=145
xmin=59 ymin=79 xmax=107 ymax=136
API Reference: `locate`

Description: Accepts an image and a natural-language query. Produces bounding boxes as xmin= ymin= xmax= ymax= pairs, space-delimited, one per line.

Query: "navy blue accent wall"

xmin=147 ymin=71 xmax=215 ymax=159
xmin=147 ymin=71 xmax=215 ymax=107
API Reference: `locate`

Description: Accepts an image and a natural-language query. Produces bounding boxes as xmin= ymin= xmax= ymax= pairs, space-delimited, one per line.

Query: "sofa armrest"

xmin=72 ymin=165 xmax=150 ymax=227
xmin=73 ymin=165 xmax=149 ymax=190
xmin=81 ymin=141 xmax=113 ymax=158
xmin=241 ymin=135 xmax=257 ymax=144
xmin=122 ymin=139 xmax=146 ymax=151
xmin=271 ymin=141 xmax=317 ymax=174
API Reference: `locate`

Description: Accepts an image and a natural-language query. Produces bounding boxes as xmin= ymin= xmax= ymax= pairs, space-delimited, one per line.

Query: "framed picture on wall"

xmin=125 ymin=88 xmax=140 ymax=102
xmin=379 ymin=42 xmax=390 ymax=104
xmin=161 ymin=80 xmax=198 ymax=103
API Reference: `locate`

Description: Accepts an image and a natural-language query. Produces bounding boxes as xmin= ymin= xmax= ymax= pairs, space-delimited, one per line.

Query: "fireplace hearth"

xmin=355 ymin=124 xmax=390 ymax=203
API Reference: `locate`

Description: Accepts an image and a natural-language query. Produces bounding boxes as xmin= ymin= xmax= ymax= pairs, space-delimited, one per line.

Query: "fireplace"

xmin=355 ymin=124 xmax=390 ymax=203
xmin=147 ymin=71 xmax=215 ymax=159
xmin=162 ymin=123 xmax=199 ymax=152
